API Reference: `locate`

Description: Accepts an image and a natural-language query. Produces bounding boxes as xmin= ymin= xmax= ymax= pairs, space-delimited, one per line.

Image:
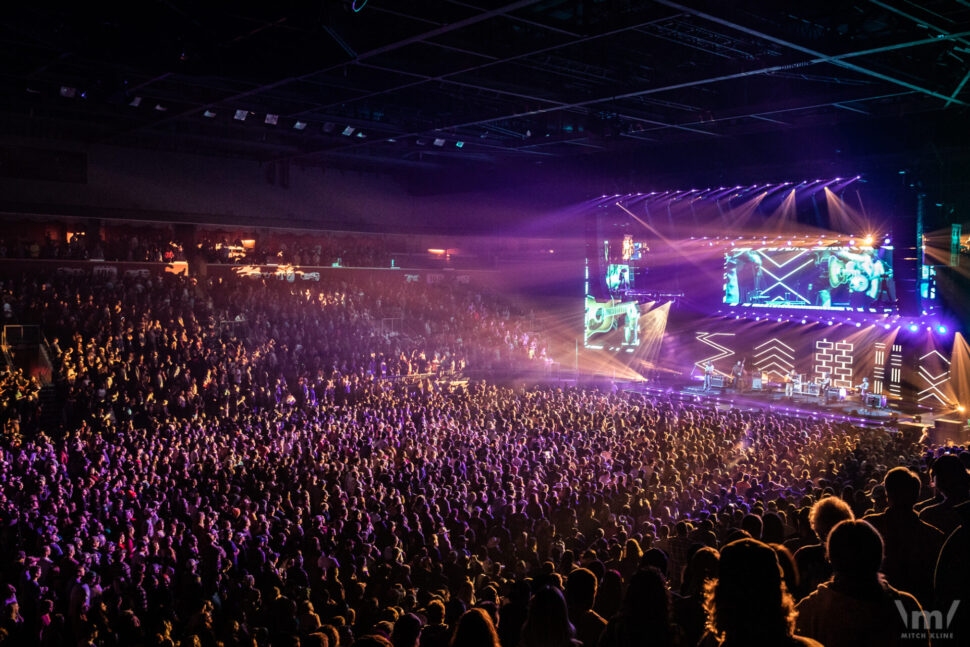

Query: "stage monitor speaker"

xmin=931 ymin=419 xmax=968 ymax=445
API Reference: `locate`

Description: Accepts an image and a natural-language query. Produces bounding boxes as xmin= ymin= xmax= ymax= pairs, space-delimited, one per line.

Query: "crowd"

xmin=0 ymin=225 xmax=392 ymax=268
xmin=0 ymin=270 xmax=967 ymax=647
xmin=196 ymin=233 xmax=392 ymax=268
xmin=0 ymin=271 xmax=548 ymax=436
xmin=0 ymin=365 xmax=40 ymax=443
xmin=0 ymin=229 xmax=185 ymax=265
xmin=0 ymin=221 xmax=564 ymax=271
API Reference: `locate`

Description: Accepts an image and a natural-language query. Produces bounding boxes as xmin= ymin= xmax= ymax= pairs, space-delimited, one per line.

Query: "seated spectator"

xmin=795 ymin=520 xmax=927 ymax=647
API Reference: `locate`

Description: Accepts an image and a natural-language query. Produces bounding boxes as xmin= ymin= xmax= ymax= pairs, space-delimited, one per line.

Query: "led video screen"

xmin=723 ymin=245 xmax=896 ymax=311
xmin=584 ymin=296 xmax=643 ymax=350
xmin=605 ymin=264 xmax=632 ymax=291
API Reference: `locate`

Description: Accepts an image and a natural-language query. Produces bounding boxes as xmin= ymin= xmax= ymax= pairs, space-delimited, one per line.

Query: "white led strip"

xmin=753 ymin=338 xmax=795 ymax=380
xmin=889 ymin=344 xmax=902 ymax=397
xmin=873 ymin=343 xmax=886 ymax=394
xmin=695 ymin=332 xmax=736 ymax=377
xmin=918 ymin=350 xmax=953 ymax=405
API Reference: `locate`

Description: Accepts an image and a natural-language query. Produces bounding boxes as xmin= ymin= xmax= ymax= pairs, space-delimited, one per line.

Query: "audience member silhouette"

xmin=793 ymin=496 xmax=854 ymax=598
xmin=518 ymin=588 xmax=577 ymax=647
xmin=565 ymin=569 xmax=606 ymax=647
xmin=675 ymin=547 xmax=719 ymax=647
xmin=451 ymin=609 xmax=501 ymax=647
xmin=919 ymin=454 xmax=970 ymax=536
xmin=704 ymin=539 xmax=822 ymax=647
xmin=863 ymin=467 xmax=943 ymax=606
xmin=599 ymin=568 xmax=676 ymax=647
xmin=795 ymin=519 xmax=927 ymax=647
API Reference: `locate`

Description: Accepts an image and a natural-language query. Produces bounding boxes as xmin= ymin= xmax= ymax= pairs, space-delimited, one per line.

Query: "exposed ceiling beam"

xmin=274 ymin=29 xmax=970 ymax=163
xmin=290 ymin=13 xmax=682 ymax=116
xmin=868 ymin=0 xmax=970 ymax=48
xmin=654 ymin=0 xmax=967 ymax=106
xmin=442 ymin=0 xmax=583 ymax=37
xmin=105 ymin=0 xmax=549 ymax=142
xmin=946 ymin=68 xmax=970 ymax=108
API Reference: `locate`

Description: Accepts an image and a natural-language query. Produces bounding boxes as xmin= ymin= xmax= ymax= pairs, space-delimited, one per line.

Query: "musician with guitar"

xmin=584 ymin=296 xmax=640 ymax=346
xmin=815 ymin=247 xmax=893 ymax=309
xmin=730 ymin=360 xmax=744 ymax=392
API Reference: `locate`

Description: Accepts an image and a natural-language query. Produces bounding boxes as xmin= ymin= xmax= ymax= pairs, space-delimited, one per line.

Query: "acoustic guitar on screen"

xmin=585 ymin=296 xmax=632 ymax=333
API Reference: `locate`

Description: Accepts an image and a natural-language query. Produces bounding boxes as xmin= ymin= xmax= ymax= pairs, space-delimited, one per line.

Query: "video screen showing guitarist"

xmin=813 ymin=246 xmax=894 ymax=309
xmin=723 ymin=244 xmax=895 ymax=311
xmin=585 ymin=296 xmax=641 ymax=348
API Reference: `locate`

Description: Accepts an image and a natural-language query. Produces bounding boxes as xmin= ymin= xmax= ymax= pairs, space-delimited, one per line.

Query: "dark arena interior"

xmin=3 ymin=2 xmax=970 ymax=646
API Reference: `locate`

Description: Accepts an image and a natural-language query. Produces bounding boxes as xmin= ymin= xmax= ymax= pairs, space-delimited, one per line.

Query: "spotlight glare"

xmin=938 ymin=325 xmax=947 ymax=334
xmin=908 ymin=324 xmax=919 ymax=332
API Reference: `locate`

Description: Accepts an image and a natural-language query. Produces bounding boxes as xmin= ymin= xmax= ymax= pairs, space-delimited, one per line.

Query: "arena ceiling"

xmin=2 ymin=1 xmax=970 ymax=170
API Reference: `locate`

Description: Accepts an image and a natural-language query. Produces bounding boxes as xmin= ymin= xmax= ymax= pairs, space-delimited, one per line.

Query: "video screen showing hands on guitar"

xmin=585 ymin=234 xmax=651 ymax=350
xmin=723 ymin=244 xmax=896 ymax=311
xmin=584 ymin=295 xmax=641 ymax=349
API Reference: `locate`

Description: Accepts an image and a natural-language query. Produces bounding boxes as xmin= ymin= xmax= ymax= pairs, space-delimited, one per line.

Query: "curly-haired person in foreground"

xmin=702 ymin=538 xmax=821 ymax=647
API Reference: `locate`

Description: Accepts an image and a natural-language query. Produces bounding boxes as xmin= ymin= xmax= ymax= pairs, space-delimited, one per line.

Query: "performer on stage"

xmin=785 ymin=369 xmax=796 ymax=398
xmin=858 ymin=377 xmax=870 ymax=402
xmin=818 ymin=374 xmax=831 ymax=403
xmin=704 ymin=361 xmax=714 ymax=390
xmin=731 ymin=360 xmax=744 ymax=392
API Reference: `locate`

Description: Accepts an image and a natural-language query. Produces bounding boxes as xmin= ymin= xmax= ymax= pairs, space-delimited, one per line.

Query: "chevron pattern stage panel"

xmin=753 ymin=338 xmax=795 ymax=380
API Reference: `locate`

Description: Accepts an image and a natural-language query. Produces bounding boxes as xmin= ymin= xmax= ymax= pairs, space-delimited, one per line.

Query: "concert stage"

xmin=580 ymin=175 xmax=965 ymax=414
xmin=600 ymin=377 xmax=925 ymax=428
xmin=680 ymin=383 xmax=897 ymax=422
